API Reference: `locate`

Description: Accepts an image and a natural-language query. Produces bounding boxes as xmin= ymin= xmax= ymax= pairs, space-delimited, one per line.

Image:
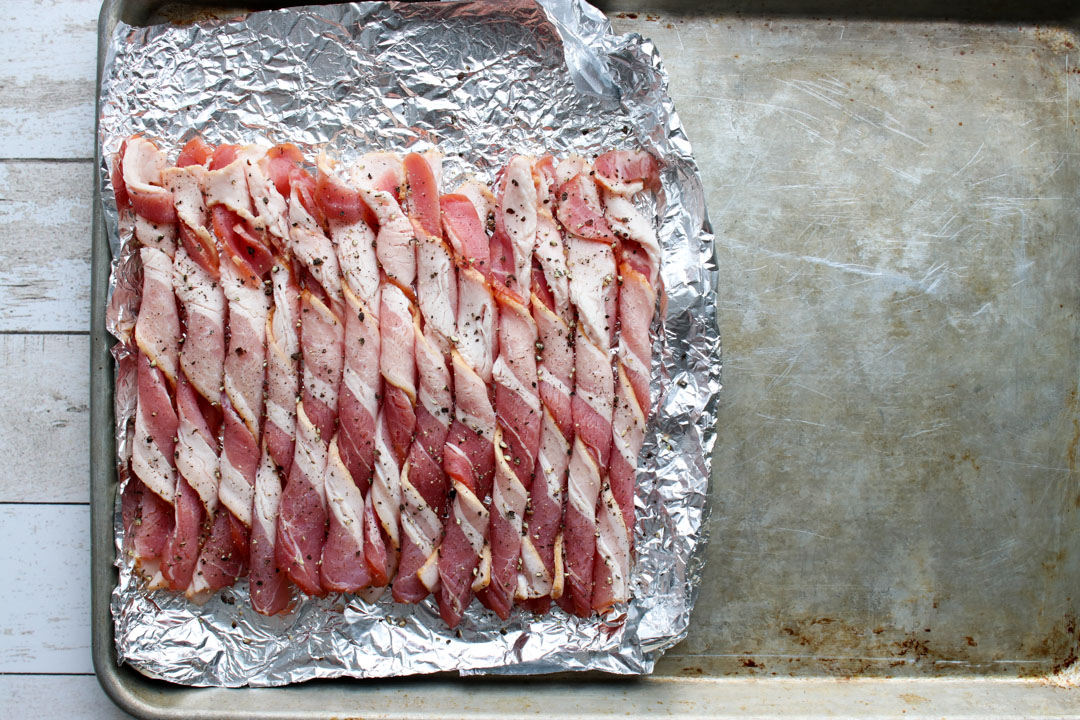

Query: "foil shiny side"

xmin=101 ymin=0 xmax=718 ymax=686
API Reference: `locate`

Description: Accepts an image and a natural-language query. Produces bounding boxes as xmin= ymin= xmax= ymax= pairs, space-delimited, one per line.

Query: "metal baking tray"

xmin=90 ymin=0 xmax=1080 ymax=716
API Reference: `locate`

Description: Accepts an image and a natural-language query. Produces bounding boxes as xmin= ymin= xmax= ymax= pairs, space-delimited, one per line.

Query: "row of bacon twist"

xmin=114 ymin=136 xmax=659 ymax=626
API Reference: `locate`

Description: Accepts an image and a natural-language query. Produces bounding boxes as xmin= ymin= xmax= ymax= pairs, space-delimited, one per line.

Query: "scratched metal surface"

xmin=602 ymin=13 xmax=1080 ymax=678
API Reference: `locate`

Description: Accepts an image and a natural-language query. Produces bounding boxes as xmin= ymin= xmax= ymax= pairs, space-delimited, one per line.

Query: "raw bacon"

xmin=250 ymin=441 xmax=290 ymax=614
xmin=113 ymin=141 xmax=661 ymax=627
xmin=476 ymin=157 xmax=542 ymax=620
xmin=277 ymin=291 xmax=344 ymax=596
xmin=161 ymin=142 xmax=225 ymax=593
xmin=592 ymin=150 xmax=661 ymax=612
xmin=277 ymin=159 xmax=346 ymax=596
xmin=316 ymin=155 xmax=379 ymax=594
xmin=437 ymin=187 xmax=497 ymax=628
xmin=394 ymin=152 xmax=456 ymax=604
xmin=262 ymin=258 xmax=301 ymax=477
xmin=519 ymin=155 xmax=575 ymax=612
xmin=122 ymin=136 xmax=179 ymax=253
xmin=594 ymin=149 xmax=661 ymax=197
xmin=251 ymin=147 xmax=305 ymax=615
xmin=117 ymin=136 xmax=182 ymax=589
xmin=190 ymin=144 xmax=275 ymax=598
xmin=360 ymin=152 xmax=416 ymax=588
xmin=555 ymin=156 xmax=619 ymax=617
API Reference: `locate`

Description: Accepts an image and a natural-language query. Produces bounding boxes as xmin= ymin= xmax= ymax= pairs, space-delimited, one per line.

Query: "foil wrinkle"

xmin=100 ymin=0 xmax=719 ymax=686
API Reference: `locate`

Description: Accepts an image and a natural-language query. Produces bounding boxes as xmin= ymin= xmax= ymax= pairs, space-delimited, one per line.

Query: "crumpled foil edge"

xmin=101 ymin=0 xmax=719 ymax=686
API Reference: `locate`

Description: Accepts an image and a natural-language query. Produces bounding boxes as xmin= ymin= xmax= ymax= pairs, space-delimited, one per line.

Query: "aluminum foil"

xmin=100 ymin=0 xmax=719 ymax=686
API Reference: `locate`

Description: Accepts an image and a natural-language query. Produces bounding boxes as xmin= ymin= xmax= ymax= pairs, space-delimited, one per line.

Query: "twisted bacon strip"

xmin=250 ymin=259 xmax=299 ymax=614
xmin=275 ymin=160 xmax=345 ymax=597
xmin=160 ymin=138 xmax=222 ymax=593
xmin=554 ymin=156 xmax=619 ymax=617
xmin=518 ymin=155 xmax=575 ymax=612
xmin=314 ymin=154 xmax=381 ymax=594
xmin=188 ymin=144 xmax=275 ymax=598
xmin=356 ymin=153 xmax=415 ymax=588
xmin=395 ymin=152 xmax=457 ymax=604
xmin=247 ymin=146 xmax=304 ymax=476
xmin=248 ymin=145 xmax=303 ymax=614
xmin=437 ymin=183 xmax=497 ymax=628
xmin=115 ymin=136 xmax=181 ymax=589
xmin=591 ymin=150 xmax=661 ymax=611
xmin=476 ymin=156 xmax=542 ymax=619
xmin=119 ymin=137 xmax=179 ymax=254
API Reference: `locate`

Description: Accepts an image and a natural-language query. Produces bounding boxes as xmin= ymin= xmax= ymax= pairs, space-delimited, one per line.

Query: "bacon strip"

xmin=122 ymin=136 xmax=178 ymax=255
xmin=288 ymin=165 xmax=343 ymax=310
xmin=129 ymin=350 xmax=177 ymax=589
xmin=592 ymin=150 xmax=661 ymax=612
xmin=437 ymin=187 xmax=497 ymax=627
xmin=160 ymin=142 xmax=225 ymax=592
xmin=277 ymin=290 xmax=344 ymax=595
xmin=250 ymin=147 xmax=305 ymax=614
xmin=316 ymin=155 xmax=380 ymax=594
xmin=594 ymin=149 xmax=661 ymax=197
xmin=477 ymin=288 xmax=540 ymax=619
xmin=519 ymin=155 xmax=575 ymax=611
xmin=262 ymin=258 xmax=301 ymax=478
xmin=554 ymin=156 xmax=619 ymax=617
xmin=250 ymin=261 xmax=299 ymax=614
xmin=491 ymin=156 xmax=538 ymax=299
xmin=246 ymin=145 xmax=300 ymax=254
xmin=276 ymin=157 xmax=346 ymax=597
xmin=131 ymin=245 xmax=180 ymax=503
xmin=357 ymin=153 xmax=412 ymax=290
xmin=394 ymin=152 xmax=456 ymax=604
xmin=354 ymin=153 xmax=416 ymax=588
xmin=476 ymin=157 xmax=541 ymax=620
xmin=189 ymin=145 xmax=274 ymax=599
xmin=116 ymin=136 xmax=181 ymax=589
xmin=250 ymin=440 xmax=289 ymax=613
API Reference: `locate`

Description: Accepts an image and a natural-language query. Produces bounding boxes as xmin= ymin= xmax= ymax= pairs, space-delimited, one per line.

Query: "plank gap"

xmin=0 ymin=672 xmax=97 ymax=677
xmin=0 ymin=501 xmax=91 ymax=507
xmin=0 ymin=330 xmax=91 ymax=337
xmin=0 ymin=158 xmax=94 ymax=164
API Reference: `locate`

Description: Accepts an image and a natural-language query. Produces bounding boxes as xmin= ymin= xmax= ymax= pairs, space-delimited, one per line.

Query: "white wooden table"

xmin=0 ymin=0 xmax=132 ymax=716
xmin=9 ymin=0 xmax=1080 ymax=717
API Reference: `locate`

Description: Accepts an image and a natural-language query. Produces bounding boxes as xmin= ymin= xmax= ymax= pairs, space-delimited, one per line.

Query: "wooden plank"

xmin=0 ymin=0 xmax=100 ymax=160
xmin=0 ymin=335 xmax=89 ymax=503
xmin=0 ymin=675 xmax=133 ymax=719
xmin=0 ymin=505 xmax=92 ymax=673
xmin=0 ymin=161 xmax=94 ymax=332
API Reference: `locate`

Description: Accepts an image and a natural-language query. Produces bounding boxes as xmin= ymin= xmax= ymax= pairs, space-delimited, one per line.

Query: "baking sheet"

xmin=90 ymin=0 xmax=1080 ymax=717
xmin=98 ymin=0 xmax=718 ymax=686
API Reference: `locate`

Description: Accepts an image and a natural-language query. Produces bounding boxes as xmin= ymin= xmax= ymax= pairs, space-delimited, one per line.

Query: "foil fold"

xmin=100 ymin=0 xmax=719 ymax=686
